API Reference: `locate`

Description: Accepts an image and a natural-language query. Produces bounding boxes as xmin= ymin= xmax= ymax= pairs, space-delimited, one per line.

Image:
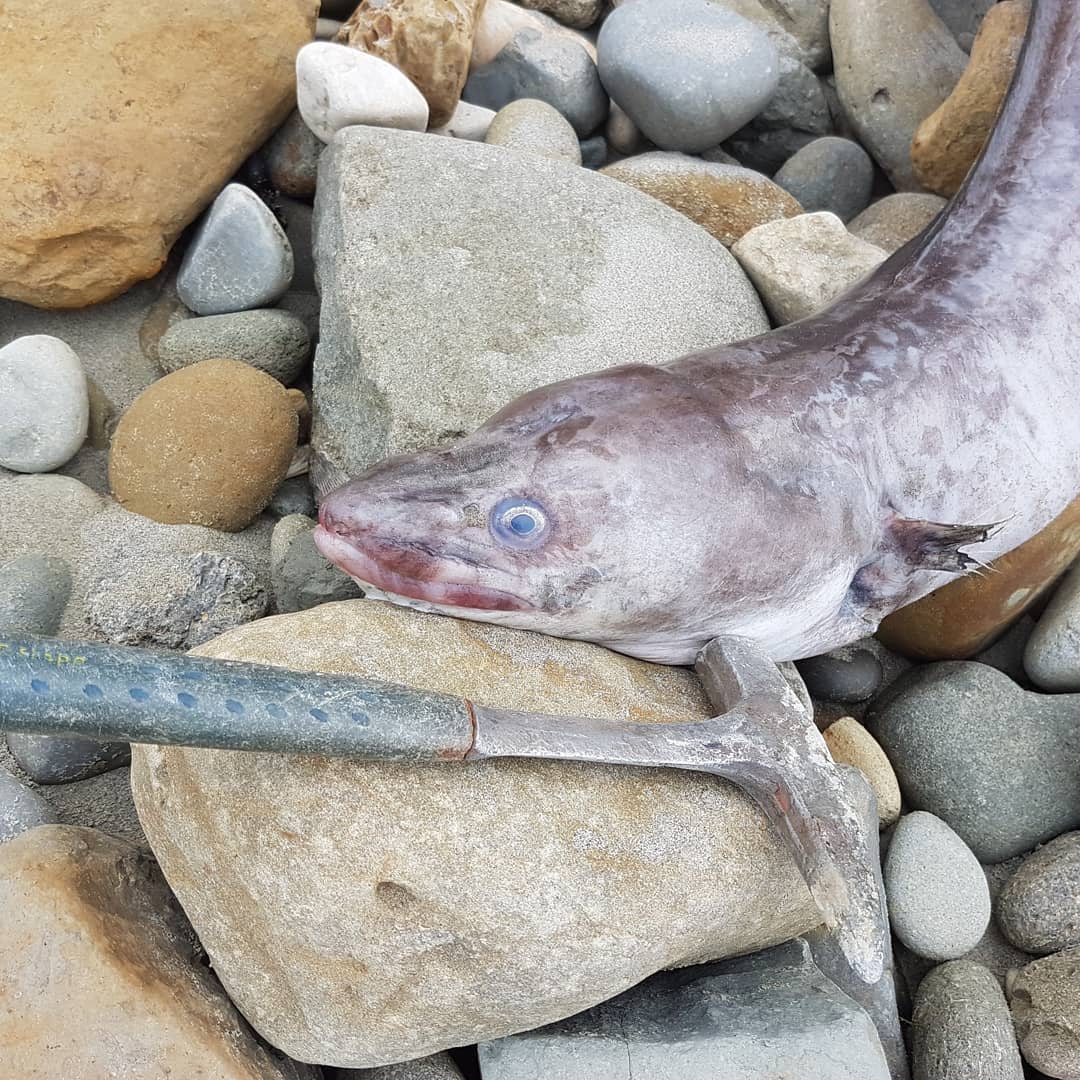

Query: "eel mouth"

xmin=313 ymin=524 xmax=535 ymax=613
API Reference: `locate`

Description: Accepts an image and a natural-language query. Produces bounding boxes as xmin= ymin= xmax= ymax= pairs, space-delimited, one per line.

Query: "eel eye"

xmin=491 ymin=498 xmax=549 ymax=548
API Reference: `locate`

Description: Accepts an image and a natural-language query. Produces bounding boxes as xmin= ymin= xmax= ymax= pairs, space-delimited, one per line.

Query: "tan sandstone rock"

xmin=848 ymin=193 xmax=948 ymax=254
xmin=912 ymin=0 xmax=1029 ymax=196
xmin=336 ymin=0 xmax=486 ymax=127
xmin=0 ymin=1 xmax=317 ymax=309
xmin=822 ymin=717 xmax=901 ymax=828
xmin=130 ymin=600 xmax=820 ymax=1068
xmin=601 ymin=153 xmax=802 ymax=247
xmin=0 ymin=825 xmax=316 ymax=1079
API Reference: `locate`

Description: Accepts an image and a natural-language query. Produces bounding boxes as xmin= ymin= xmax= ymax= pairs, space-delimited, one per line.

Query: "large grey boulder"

xmin=477 ymin=938 xmax=890 ymax=1079
xmin=311 ymin=127 xmax=767 ymax=490
xmin=130 ymin=600 xmax=820 ymax=1068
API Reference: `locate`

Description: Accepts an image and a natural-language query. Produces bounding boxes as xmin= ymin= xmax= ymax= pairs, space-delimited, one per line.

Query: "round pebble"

xmin=884 ymin=810 xmax=991 ymax=962
xmin=485 ymin=98 xmax=582 ymax=163
xmin=108 ymin=358 xmax=299 ymax=532
xmin=0 ymin=335 xmax=89 ymax=473
xmin=177 ymin=184 xmax=294 ymax=316
xmin=597 ymin=0 xmax=780 ymax=153
xmin=0 ymin=553 xmax=71 ymax=636
xmin=430 ymin=101 xmax=497 ymax=141
xmin=296 ymin=42 xmax=429 ymax=143
xmin=798 ymin=645 xmax=883 ymax=702
xmin=156 ymin=309 xmax=311 ymax=386
xmin=997 ymin=831 xmax=1080 ymax=955
xmin=1024 ymin=559 xmax=1080 ymax=692
xmin=774 ymin=137 xmax=874 ymax=223
xmin=266 ymin=109 xmax=323 ymax=200
xmin=1008 ymin=946 xmax=1080 ymax=1079
xmin=822 ymin=717 xmax=901 ymax=828
xmin=268 ymin=475 xmax=317 ymax=520
xmin=848 ymin=193 xmax=948 ymax=255
xmin=5 ymin=734 xmax=131 ymax=786
xmin=0 ymin=768 xmax=58 ymax=844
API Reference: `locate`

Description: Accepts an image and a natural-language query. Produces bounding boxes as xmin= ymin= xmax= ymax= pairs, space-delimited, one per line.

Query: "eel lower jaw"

xmin=312 ymin=525 xmax=535 ymax=613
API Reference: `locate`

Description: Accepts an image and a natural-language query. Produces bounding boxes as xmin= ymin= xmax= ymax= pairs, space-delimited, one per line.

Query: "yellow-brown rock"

xmin=601 ymin=153 xmax=803 ymax=247
xmin=0 ymin=825 xmax=316 ymax=1079
xmin=878 ymin=493 xmax=1080 ymax=660
xmin=0 ymin=1 xmax=317 ymax=310
xmin=912 ymin=0 xmax=1029 ymax=197
xmin=336 ymin=0 xmax=486 ymax=127
xmin=823 ymin=717 xmax=901 ymax=828
xmin=109 ymin=359 xmax=298 ymax=532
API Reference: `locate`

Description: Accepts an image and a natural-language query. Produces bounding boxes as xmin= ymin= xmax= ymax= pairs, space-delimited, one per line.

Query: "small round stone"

xmin=296 ymin=42 xmax=429 ymax=143
xmin=108 ymin=359 xmax=299 ymax=532
xmin=848 ymin=193 xmax=948 ymax=255
xmin=579 ymin=134 xmax=607 ymax=169
xmin=997 ymin=831 xmax=1080 ymax=955
xmin=485 ymin=98 xmax=582 ymax=163
xmin=0 ymin=553 xmax=72 ymax=636
xmin=156 ymin=309 xmax=311 ymax=386
xmin=0 ymin=768 xmax=58 ymax=844
xmin=266 ymin=109 xmax=324 ymax=200
xmin=0 ymin=335 xmax=89 ymax=473
xmin=798 ymin=645 xmax=883 ymax=702
xmin=774 ymin=137 xmax=875 ymax=223
xmin=177 ymin=184 xmax=294 ymax=316
xmin=597 ymin=0 xmax=780 ymax=152
xmin=1025 ymin=560 xmax=1080 ymax=692
xmin=1008 ymin=946 xmax=1080 ymax=1079
xmin=822 ymin=717 xmax=901 ymax=828
xmin=5 ymin=735 xmax=130 ymax=785
xmin=884 ymin=810 xmax=991 ymax=962
xmin=430 ymin=100 xmax=497 ymax=141
xmin=268 ymin=475 xmax=317 ymax=519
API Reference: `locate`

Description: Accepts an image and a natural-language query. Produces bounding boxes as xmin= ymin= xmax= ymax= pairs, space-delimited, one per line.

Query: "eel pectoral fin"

xmin=885 ymin=512 xmax=1007 ymax=572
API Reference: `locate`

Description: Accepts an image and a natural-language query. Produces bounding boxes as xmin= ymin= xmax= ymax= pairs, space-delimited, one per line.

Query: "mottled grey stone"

xmin=849 ymin=193 xmax=948 ymax=254
xmin=912 ymin=960 xmax=1024 ymax=1080
xmin=598 ymin=0 xmax=779 ymax=153
xmin=268 ymin=475 xmax=317 ymax=519
xmin=998 ymin=831 xmax=1080 ymax=955
xmin=774 ymin=137 xmax=874 ymax=222
xmin=464 ymin=27 xmax=606 ymax=136
xmin=798 ymin=643 xmax=883 ymax=703
xmin=1008 ymin=947 xmax=1080 ymax=1079
xmin=485 ymin=98 xmax=582 ymax=163
xmin=328 ymin=1052 xmax=465 ymax=1079
xmin=312 ymin=126 xmax=767 ymax=485
xmin=0 ymin=553 xmax=72 ymax=636
xmin=1025 ymin=560 xmax=1080 ymax=693
xmin=271 ymin=515 xmax=363 ymax=613
xmin=267 ymin=109 xmax=324 ymax=200
xmin=478 ymin=938 xmax=891 ymax=1079
xmin=885 ymin=811 xmax=990 ymax=962
xmin=0 ymin=768 xmax=58 ymax=842
xmin=177 ymin=183 xmax=294 ymax=316
xmin=866 ymin=663 xmax=1080 ymax=862
xmin=157 ymin=309 xmax=311 ymax=385
xmin=6 ymin=734 xmax=131 ymax=786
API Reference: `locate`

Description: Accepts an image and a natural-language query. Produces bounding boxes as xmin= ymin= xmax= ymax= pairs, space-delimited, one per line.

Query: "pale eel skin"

xmin=317 ymin=0 xmax=1080 ymax=665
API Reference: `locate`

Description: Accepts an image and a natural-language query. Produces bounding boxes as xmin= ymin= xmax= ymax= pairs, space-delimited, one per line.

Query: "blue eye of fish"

xmin=491 ymin=498 xmax=549 ymax=548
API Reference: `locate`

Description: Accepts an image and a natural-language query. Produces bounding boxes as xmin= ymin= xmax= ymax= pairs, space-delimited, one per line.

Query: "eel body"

xmin=316 ymin=0 xmax=1080 ymax=664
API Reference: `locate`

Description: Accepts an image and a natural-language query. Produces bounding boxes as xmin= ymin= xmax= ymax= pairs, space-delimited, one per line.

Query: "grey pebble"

xmin=0 ymin=553 xmax=72 ymax=636
xmin=867 ymin=662 xmax=1080 ymax=862
xmin=478 ymin=938 xmax=890 ymax=1079
xmin=797 ymin=643 xmax=883 ymax=703
xmin=774 ymin=136 xmax=874 ymax=222
xmin=997 ymin=831 xmax=1080 ymax=955
xmin=271 ymin=515 xmax=363 ymax=614
xmin=912 ymin=960 xmax=1024 ymax=1080
xmin=884 ymin=811 xmax=990 ymax=962
xmin=848 ymin=193 xmax=948 ymax=255
xmin=156 ymin=309 xmax=311 ymax=385
xmin=5 ymin=734 xmax=131 ymax=786
xmin=177 ymin=183 xmax=294 ymax=316
xmin=597 ymin=0 xmax=780 ymax=153
xmin=579 ymin=134 xmax=607 ymax=169
xmin=485 ymin=98 xmax=582 ymax=164
xmin=464 ymin=27 xmax=607 ymax=137
xmin=267 ymin=109 xmax=324 ymax=201
xmin=1025 ymin=560 xmax=1080 ymax=692
xmin=0 ymin=768 xmax=58 ymax=843
xmin=975 ymin=614 xmax=1037 ymax=686
xmin=1008 ymin=946 xmax=1080 ymax=1079
xmin=268 ymin=475 xmax=317 ymax=519
xmin=928 ymin=0 xmax=996 ymax=51
xmin=326 ymin=1050 xmax=465 ymax=1079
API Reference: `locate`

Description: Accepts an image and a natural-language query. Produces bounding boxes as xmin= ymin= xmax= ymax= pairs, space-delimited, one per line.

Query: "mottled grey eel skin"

xmin=316 ymin=0 xmax=1080 ymax=665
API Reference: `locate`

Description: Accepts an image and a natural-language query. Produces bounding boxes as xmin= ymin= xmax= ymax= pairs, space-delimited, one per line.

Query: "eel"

xmin=315 ymin=0 xmax=1080 ymax=665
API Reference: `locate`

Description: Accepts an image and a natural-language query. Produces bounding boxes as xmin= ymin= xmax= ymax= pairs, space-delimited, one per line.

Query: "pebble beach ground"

xmin=1 ymin=0 xmax=1078 ymax=1077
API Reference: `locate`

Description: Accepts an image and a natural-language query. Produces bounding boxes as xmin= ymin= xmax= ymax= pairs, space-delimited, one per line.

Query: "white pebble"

xmin=296 ymin=42 xmax=429 ymax=144
xmin=430 ymin=101 xmax=497 ymax=141
xmin=0 ymin=335 xmax=88 ymax=473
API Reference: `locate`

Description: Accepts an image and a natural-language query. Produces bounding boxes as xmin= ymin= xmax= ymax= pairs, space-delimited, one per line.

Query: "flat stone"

xmin=266 ymin=109 xmax=324 ymax=200
xmin=485 ymin=98 xmax=582 ymax=163
xmin=774 ymin=137 xmax=874 ymax=222
xmin=913 ymin=0 xmax=1028 ymax=196
xmin=130 ymin=600 xmax=819 ymax=1067
xmin=598 ymin=0 xmax=779 ymax=153
xmin=157 ymin=309 xmax=311 ymax=385
xmin=1008 ymin=947 xmax=1080 ymax=1079
xmin=912 ymin=960 xmax=1024 ymax=1080
xmin=884 ymin=810 xmax=990 ymax=962
xmin=477 ymin=939 xmax=890 ymax=1079
xmin=0 ymin=335 xmax=89 ymax=473
xmin=830 ymin=0 xmax=967 ymax=189
xmin=0 ymin=825 xmax=318 ymax=1079
xmin=464 ymin=26 xmax=606 ymax=137
xmin=878 ymin=494 xmax=1080 ymax=660
xmin=1025 ymin=559 xmax=1080 ymax=692
xmin=334 ymin=0 xmax=485 ymax=127
xmin=311 ymin=127 xmax=767 ymax=484
xmin=822 ymin=717 xmax=900 ymax=828
xmin=5 ymin=734 xmax=131 ymax=786
xmin=0 ymin=768 xmax=58 ymax=843
xmin=866 ymin=662 xmax=1080 ymax=862
xmin=600 ymin=153 xmax=802 ymax=247
xmin=177 ymin=184 xmax=294 ymax=316
xmin=997 ymin=831 xmax=1080 ymax=955
xmin=732 ymin=211 xmax=887 ymax=324
xmin=271 ymin=514 xmax=363 ymax=612
xmin=329 ymin=1053 xmax=465 ymax=1079
xmin=848 ymin=193 xmax=948 ymax=254
xmin=430 ymin=100 xmax=497 ymax=140
xmin=0 ymin=1 xmax=316 ymax=308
